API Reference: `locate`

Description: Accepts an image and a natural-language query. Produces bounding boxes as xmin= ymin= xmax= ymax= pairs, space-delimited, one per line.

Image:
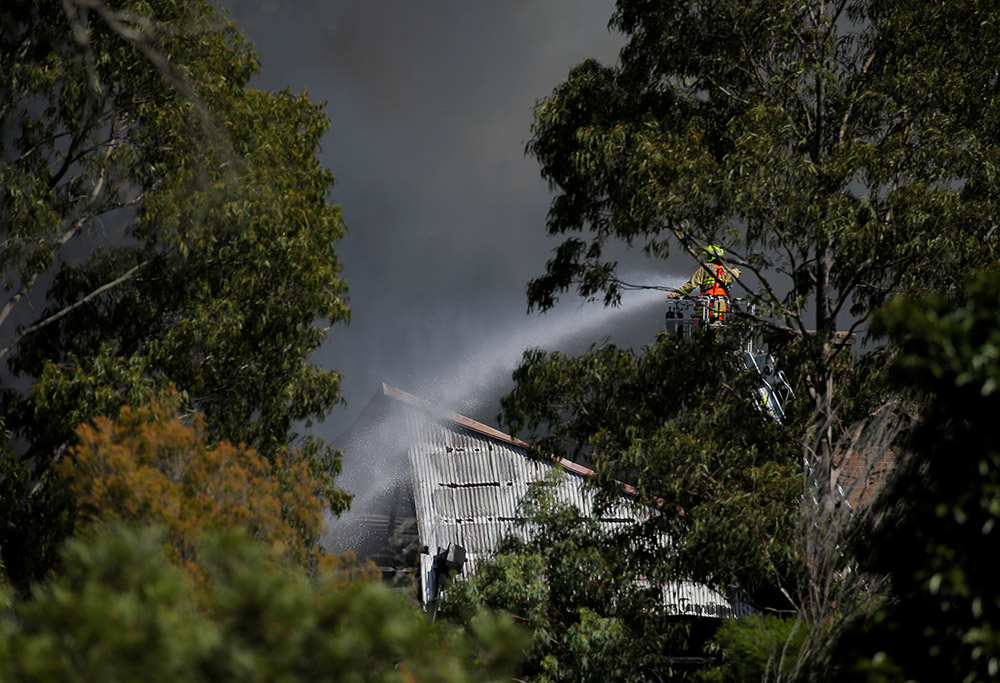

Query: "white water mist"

xmin=413 ymin=273 xmax=686 ymax=420
xmin=324 ymin=272 xmax=686 ymax=553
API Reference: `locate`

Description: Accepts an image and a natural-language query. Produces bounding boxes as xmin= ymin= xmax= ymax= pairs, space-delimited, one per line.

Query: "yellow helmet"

xmin=702 ymin=244 xmax=724 ymax=261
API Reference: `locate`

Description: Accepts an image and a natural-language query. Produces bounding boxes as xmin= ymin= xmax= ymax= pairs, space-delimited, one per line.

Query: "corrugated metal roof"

xmin=357 ymin=384 xmax=750 ymax=618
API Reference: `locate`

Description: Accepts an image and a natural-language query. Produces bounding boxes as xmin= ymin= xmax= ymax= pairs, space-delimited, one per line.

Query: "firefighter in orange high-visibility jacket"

xmin=668 ymin=245 xmax=741 ymax=323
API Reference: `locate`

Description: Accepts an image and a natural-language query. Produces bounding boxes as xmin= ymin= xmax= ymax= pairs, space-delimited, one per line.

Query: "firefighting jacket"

xmin=676 ymin=263 xmax=741 ymax=297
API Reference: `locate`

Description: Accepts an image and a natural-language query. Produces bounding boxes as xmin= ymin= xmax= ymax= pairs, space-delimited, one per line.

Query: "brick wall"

xmin=838 ymin=447 xmax=897 ymax=510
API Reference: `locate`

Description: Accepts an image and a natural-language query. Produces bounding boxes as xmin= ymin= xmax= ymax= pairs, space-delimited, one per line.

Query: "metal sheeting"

xmin=400 ymin=404 xmax=748 ymax=618
xmin=661 ymin=581 xmax=754 ymax=618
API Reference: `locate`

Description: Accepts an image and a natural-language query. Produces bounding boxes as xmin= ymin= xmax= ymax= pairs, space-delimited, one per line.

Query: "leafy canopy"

xmin=443 ymin=477 xmax=696 ymax=683
xmin=507 ymin=0 xmax=1000 ymax=601
xmin=1 ymin=0 xmax=350 ymax=586
xmin=489 ymin=0 xmax=1000 ymax=679
xmin=57 ymin=393 xmax=328 ymax=586
xmin=839 ymin=270 xmax=1000 ymax=683
xmin=0 ymin=525 xmax=526 ymax=682
xmin=528 ymin=0 xmax=1000 ymax=338
xmin=500 ymin=327 xmax=800 ymax=595
xmin=2 ymin=0 xmax=350 ymax=455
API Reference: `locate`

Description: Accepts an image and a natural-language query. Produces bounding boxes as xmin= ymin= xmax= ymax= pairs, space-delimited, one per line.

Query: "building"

xmin=326 ymin=383 xmax=750 ymax=618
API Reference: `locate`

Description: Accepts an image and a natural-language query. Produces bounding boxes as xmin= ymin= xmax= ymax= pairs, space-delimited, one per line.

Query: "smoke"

xmin=217 ymin=4 xmax=765 ymax=565
xmin=225 ymin=2 xmax=703 ymax=442
xmin=324 ymin=274 xmax=685 ymax=555
xmin=219 ymin=2 xmax=647 ymax=435
xmin=328 ymin=273 xmax=682 ymax=523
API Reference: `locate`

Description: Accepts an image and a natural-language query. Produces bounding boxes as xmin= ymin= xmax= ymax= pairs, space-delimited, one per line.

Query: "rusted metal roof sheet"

xmin=373 ymin=384 xmax=750 ymax=618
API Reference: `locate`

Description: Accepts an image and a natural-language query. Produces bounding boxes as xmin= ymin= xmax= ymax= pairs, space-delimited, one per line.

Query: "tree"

xmin=525 ymin=0 xmax=1000 ymax=499
xmin=56 ymin=393 xmax=327 ymax=585
xmin=443 ymin=476 xmax=698 ymax=682
xmin=501 ymin=326 xmax=800 ymax=600
xmin=494 ymin=0 xmax=1000 ymax=678
xmin=698 ymin=613 xmax=808 ymax=683
xmin=0 ymin=524 xmax=526 ymax=682
xmin=1 ymin=0 xmax=349 ymax=587
xmin=834 ymin=270 xmax=1000 ymax=683
xmin=493 ymin=328 xmax=805 ymax=680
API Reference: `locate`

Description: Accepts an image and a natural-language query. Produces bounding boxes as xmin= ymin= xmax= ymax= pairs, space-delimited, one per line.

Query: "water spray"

xmin=413 ymin=272 xmax=688 ymax=417
xmin=325 ymin=271 xmax=687 ymax=553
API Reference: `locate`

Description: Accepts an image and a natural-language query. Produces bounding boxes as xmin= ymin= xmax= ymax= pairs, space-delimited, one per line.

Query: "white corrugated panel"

xmin=401 ymin=406 xmax=747 ymax=618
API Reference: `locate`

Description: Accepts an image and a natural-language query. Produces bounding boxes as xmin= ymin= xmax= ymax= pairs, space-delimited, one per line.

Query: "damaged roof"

xmin=331 ymin=383 xmax=749 ymax=618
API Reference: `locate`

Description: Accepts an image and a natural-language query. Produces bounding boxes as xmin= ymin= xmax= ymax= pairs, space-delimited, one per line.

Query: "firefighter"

xmin=667 ymin=245 xmax=741 ymax=323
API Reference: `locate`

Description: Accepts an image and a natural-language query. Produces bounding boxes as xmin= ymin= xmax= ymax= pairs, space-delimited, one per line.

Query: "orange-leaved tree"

xmin=56 ymin=394 xmax=326 ymax=583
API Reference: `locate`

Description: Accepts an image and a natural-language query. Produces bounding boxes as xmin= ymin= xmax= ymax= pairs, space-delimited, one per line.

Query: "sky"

xmin=221 ymin=1 xmax=692 ymax=438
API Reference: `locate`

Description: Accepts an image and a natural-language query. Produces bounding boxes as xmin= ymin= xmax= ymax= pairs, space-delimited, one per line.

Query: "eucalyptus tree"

xmin=524 ymin=0 xmax=1000 ymax=480
xmin=1 ymin=0 xmax=350 ymax=587
xmin=494 ymin=0 xmax=1000 ymax=678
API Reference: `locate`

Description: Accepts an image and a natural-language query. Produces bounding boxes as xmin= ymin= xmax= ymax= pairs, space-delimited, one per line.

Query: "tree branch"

xmin=0 ymin=110 xmax=131 ymax=334
xmin=0 ymin=259 xmax=151 ymax=361
xmin=838 ymin=51 xmax=877 ymax=144
xmin=0 ymin=219 xmax=85 ymax=333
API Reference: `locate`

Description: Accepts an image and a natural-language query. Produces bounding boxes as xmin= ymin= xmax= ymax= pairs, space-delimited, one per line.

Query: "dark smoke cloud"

xmin=222 ymin=1 xmax=684 ymax=435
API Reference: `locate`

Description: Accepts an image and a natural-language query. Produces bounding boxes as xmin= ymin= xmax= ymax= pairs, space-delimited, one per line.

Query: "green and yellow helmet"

xmin=702 ymin=244 xmax=724 ymax=261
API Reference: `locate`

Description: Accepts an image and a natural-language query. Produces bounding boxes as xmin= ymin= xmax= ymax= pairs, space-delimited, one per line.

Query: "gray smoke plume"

xmin=223 ymin=2 xmax=690 ymax=435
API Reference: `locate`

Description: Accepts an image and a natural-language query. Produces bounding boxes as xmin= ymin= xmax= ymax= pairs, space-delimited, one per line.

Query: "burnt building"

xmin=326 ymin=383 xmax=750 ymax=618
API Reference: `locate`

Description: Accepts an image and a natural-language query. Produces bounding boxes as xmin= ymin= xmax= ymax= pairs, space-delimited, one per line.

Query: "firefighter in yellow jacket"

xmin=667 ymin=245 xmax=740 ymax=323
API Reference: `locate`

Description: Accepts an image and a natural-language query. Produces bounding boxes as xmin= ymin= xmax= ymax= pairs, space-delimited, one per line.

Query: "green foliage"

xmin=837 ymin=270 xmax=1000 ymax=682
xmin=495 ymin=1 xmax=1000 ymax=680
xmin=501 ymin=328 xmax=800 ymax=598
xmin=443 ymin=475 xmax=705 ymax=682
xmin=1 ymin=0 xmax=350 ymax=588
xmin=527 ymin=0 xmax=1000 ymax=335
xmin=699 ymin=614 xmax=808 ymax=683
xmin=0 ymin=525 xmax=525 ymax=682
xmin=0 ymin=449 xmax=75 ymax=595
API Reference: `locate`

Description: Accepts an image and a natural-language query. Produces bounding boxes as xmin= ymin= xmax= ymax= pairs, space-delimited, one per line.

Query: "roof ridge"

xmin=379 ymin=383 xmax=609 ymax=483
